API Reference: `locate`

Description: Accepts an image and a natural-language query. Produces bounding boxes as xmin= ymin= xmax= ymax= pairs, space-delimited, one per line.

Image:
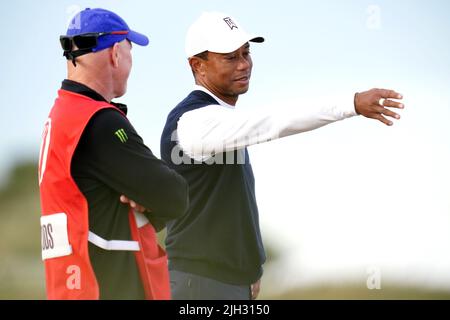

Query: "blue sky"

xmin=1 ymin=1 xmax=450 ymax=290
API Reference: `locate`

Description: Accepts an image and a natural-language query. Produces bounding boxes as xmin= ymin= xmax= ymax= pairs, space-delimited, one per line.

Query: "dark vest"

xmin=160 ymin=90 xmax=265 ymax=285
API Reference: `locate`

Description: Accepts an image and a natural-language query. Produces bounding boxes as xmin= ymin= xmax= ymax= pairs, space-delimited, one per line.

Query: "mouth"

xmin=234 ymin=75 xmax=250 ymax=84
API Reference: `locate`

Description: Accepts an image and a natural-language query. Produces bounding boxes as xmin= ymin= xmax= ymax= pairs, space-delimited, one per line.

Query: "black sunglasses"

xmin=60 ymin=31 xmax=129 ymax=66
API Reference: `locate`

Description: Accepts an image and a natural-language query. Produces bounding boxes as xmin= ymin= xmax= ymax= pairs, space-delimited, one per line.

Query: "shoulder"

xmin=79 ymin=108 xmax=139 ymax=148
xmin=172 ymin=91 xmax=219 ymax=115
xmin=86 ymin=108 xmax=135 ymax=134
xmin=90 ymin=108 xmax=128 ymax=126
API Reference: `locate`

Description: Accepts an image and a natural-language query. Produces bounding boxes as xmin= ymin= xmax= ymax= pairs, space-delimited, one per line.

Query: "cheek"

xmin=123 ymin=53 xmax=132 ymax=76
xmin=206 ymin=61 xmax=235 ymax=87
xmin=216 ymin=67 xmax=234 ymax=83
xmin=216 ymin=72 xmax=233 ymax=89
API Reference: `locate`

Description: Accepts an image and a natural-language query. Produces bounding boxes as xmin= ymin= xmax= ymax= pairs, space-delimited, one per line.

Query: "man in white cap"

xmin=159 ymin=11 xmax=404 ymax=299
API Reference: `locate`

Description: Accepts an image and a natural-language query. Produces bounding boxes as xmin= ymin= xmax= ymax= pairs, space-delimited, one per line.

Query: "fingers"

xmin=381 ymin=99 xmax=404 ymax=109
xmin=251 ymin=280 xmax=261 ymax=300
xmin=378 ymin=88 xmax=403 ymax=100
xmin=134 ymin=206 xmax=147 ymax=213
xmin=130 ymin=200 xmax=147 ymax=213
xmin=120 ymin=195 xmax=139 ymax=209
xmin=374 ymin=113 xmax=393 ymax=126
xmin=375 ymin=106 xmax=401 ymax=120
xmin=251 ymin=286 xmax=259 ymax=300
xmin=119 ymin=195 xmax=147 ymax=212
xmin=120 ymin=195 xmax=129 ymax=204
xmin=373 ymin=101 xmax=402 ymax=126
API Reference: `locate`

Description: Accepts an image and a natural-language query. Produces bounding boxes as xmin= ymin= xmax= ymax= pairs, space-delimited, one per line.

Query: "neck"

xmin=219 ymin=94 xmax=238 ymax=106
xmin=68 ymin=74 xmax=114 ymax=102
xmin=196 ymin=81 xmax=238 ymax=106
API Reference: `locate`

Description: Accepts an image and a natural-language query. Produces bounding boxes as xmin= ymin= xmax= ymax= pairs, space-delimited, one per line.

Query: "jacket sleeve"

xmin=177 ymin=100 xmax=358 ymax=161
xmin=77 ymin=108 xmax=189 ymax=222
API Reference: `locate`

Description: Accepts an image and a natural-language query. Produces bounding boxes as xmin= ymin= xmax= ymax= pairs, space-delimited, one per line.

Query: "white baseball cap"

xmin=185 ymin=12 xmax=264 ymax=58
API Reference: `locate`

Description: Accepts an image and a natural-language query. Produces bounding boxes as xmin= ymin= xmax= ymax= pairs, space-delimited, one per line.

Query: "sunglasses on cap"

xmin=60 ymin=31 xmax=129 ymax=66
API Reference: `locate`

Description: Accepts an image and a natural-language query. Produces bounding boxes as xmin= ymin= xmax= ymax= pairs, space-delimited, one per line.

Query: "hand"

xmin=119 ymin=195 xmax=149 ymax=213
xmin=251 ymin=279 xmax=261 ymax=300
xmin=354 ymin=88 xmax=404 ymax=126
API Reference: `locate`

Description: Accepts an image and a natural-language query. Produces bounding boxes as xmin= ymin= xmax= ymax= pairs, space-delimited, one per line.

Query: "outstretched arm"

xmin=176 ymin=88 xmax=404 ymax=161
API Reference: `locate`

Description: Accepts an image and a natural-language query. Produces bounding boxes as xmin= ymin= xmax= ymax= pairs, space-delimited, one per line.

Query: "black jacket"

xmin=66 ymin=80 xmax=189 ymax=299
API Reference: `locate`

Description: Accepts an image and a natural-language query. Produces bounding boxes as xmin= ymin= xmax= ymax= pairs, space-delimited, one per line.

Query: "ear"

xmin=110 ymin=42 xmax=121 ymax=68
xmin=189 ymin=57 xmax=206 ymax=78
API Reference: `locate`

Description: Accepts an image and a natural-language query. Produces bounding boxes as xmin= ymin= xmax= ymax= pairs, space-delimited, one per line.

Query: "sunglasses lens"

xmin=73 ymin=34 xmax=98 ymax=50
xmin=59 ymin=37 xmax=72 ymax=51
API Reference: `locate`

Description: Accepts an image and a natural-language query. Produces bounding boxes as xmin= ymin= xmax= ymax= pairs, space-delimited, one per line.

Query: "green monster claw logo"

xmin=114 ymin=128 xmax=128 ymax=143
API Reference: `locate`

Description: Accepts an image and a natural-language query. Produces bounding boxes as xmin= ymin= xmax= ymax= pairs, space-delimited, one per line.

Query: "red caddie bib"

xmin=38 ymin=89 xmax=170 ymax=300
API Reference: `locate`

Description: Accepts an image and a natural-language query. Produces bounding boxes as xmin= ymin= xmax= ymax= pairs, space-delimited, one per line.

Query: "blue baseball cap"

xmin=66 ymin=8 xmax=149 ymax=52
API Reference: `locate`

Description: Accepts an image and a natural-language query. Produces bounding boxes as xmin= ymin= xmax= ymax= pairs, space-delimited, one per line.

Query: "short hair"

xmin=194 ymin=51 xmax=209 ymax=60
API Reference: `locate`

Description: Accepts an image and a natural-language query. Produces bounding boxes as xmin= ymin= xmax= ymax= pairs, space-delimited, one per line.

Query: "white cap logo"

xmin=185 ymin=11 xmax=264 ymax=57
xmin=223 ymin=17 xmax=238 ymax=30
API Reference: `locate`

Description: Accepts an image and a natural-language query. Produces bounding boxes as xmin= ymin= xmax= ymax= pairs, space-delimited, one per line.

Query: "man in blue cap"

xmin=38 ymin=8 xmax=189 ymax=299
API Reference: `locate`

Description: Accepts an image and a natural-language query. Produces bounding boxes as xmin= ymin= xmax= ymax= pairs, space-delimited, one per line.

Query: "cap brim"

xmin=249 ymin=36 xmax=264 ymax=43
xmin=209 ymin=34 xmax=265 ymax=55
xmin=127 ymin=30 xmax=149 ymax=46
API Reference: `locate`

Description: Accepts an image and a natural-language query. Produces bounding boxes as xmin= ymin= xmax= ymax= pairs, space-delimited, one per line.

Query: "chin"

xmin=237 ymin=87 xmax=250 ymax=95
xmin=115 ymin=87 xmax=127 ymax=99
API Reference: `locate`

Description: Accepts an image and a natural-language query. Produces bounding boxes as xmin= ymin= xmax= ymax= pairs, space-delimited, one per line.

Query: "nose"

xmin=237 ymin=54 xmax=252 ymax=71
